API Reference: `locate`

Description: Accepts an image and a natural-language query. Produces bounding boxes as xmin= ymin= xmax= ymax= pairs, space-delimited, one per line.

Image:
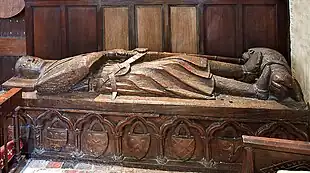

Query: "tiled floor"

xmin=21 ymin=159 xmax=195 ymax=173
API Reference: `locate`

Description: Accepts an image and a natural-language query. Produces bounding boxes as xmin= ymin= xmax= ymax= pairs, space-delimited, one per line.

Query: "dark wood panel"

xmin=24 ymin=0 xmax=289 ymax=61
xmin=0 ymin=11 xmax=25 ymax=38
xmin=0 ymin=56 xmax=19 ymax=86
xmin=204 ymin=5 xmax=236 ymax=57
xmin=68 ymin=7 xmax=98 ymax=56
xmin=243 ymin=5 xmax=277 ymax=51
xmin=0 ymin=38 xmax=26 ymax=56
xmin=25 ymin=0 xmax=279 ymax=6
xmin=170 ymin=6 xmax=198 ymax=54
xmin=33 ymin=7 xmax=61 ymax=59
xmin=136 ymin=6 xmax=163 ymax=51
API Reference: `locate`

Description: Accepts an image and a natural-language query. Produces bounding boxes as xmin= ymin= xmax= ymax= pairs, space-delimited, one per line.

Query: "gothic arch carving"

xmin=256 ymin=121 xmax=308 ymax=141
xmin=17 ymin=109 xmax=35 ymax=126
xmin=116 ymin=116 xmax=159 ymax=134
xmin=74 ymin=113 xmax=115 ymax=157
xmin=160 ymin=118 xmax=206 ymax=161
xmin=74 ymin=113 xmax=115 ymax=133
xmin=35 ymin=110 xmax=74 ymax=152
xmin=116 ymin=116 xmax=159 ymax=160
xmin=206 ymin=121 xmax=254 ymax=163
xmin=36 ymin=110 xmax=73 ymax=129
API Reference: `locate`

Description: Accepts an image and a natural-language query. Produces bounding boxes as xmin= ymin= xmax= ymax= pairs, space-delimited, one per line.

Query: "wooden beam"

xmin=242 ymin=135 xmax=310 ymax=155
xmin=0 ymin=38 xmax=26 ymax=56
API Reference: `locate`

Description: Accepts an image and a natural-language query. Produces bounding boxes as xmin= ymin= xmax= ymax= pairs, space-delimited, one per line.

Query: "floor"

xmin=21 ymin=159 xmax=194 ymax=173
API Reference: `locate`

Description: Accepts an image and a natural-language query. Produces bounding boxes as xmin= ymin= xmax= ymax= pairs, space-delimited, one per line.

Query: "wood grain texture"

xmin=242 ymin=135 xmax=310 ymax=173
xmin=68 ymin=7 xmax=98 ymax=56
xmin=104 ymin=7 xmax=129 ymax=50
xmin=243 ymin=5 xmax=277 ymax=50
xmin=9 ymin=91 xmax=309 ymax=173
xmin=136 ymin=6 xmax=163 ymax=51
xmin=170 ymin=6 xmax=198 ymax=54
xmin=0 ymin=0 xmax=25 ymax=19
xmin=24 ymin=0 xmax=289 ymax=60
xmin=0 ymin=56 xmax=20 ymax=86
xmin=33 ymin=7 xmax=61 ymax=59
xmin=0 ymin=38 xmax=26 ymax=56
xmin=205 ymin=5 xmax=236 ymax=57
xmin=0 ymin=11 xmax=25 ymax=38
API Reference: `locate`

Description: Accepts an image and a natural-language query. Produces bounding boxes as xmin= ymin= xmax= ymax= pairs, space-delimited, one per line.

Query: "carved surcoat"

xmin=35 ymin=53 xmax=215 ymax=99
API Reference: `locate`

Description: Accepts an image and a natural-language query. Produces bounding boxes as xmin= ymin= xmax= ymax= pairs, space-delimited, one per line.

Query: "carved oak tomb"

xmin=2 ymin=48 xmax=309 ymax=172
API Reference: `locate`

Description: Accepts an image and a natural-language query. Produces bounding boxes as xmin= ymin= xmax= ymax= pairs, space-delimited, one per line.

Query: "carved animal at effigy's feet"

xmin=12 ymin=48 xmax=295 ymax=101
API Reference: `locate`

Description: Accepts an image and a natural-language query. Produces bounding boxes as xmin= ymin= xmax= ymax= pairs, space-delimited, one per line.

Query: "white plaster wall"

xmin=290 ymin=0 xmax=310 ymax=103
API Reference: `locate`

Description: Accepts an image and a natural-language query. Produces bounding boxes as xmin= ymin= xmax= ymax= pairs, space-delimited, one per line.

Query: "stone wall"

xmin=290 ymin=0 xmax=310 ymax=103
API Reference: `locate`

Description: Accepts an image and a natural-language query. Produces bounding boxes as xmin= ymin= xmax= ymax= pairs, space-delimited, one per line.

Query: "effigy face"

xmin=2 ymin=48 xmax=301 ymax=102
xmin=15 ymin=56 xmax=45 ymax=79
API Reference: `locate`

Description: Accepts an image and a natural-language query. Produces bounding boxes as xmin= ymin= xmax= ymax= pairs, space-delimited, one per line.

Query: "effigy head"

xmin=242 ymin=49 xmax=256 ymax=62
xmin=15 ymin=56 xmax=45 ymax=79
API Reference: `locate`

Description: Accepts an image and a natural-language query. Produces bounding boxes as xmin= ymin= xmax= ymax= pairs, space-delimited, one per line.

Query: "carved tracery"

xmin=256 ymin=121 xmax=308 ymax=141
xmin=206 ymin=121 xmax=254 ymax=163
xmin=160 ymin=118 xmax=206 ymax=162
xmin=116 ymin=116 xmax=159 ymax=160
xmin=74 ymin=114 xmax=115 ymax=157
xmin=35 ymin=110 xmax=74 ymax=152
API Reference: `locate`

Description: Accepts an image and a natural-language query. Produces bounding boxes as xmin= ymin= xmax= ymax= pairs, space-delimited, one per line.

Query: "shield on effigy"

xmin=82 ymin=131 xmax=109 ymax=157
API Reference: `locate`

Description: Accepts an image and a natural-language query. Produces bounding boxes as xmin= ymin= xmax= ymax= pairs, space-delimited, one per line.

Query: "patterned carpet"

xmin=21 ymin=159 xmax=194 ymax=173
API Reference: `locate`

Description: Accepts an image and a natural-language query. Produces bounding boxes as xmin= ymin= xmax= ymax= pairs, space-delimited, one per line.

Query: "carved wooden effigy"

xmin=16 ymin=93 xmax=309 ymax=172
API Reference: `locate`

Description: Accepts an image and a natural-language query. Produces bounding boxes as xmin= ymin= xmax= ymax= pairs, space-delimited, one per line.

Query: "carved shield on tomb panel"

xmin=45 ymin=127 xmax=68 ymax=151
xmin=210 ymin=138 xmax=243 ymax=163
xmin=206 ymin=121 xmax=254 ymax=163
xmin=168 ymin=123 xmax=196 ymax=161
xmin=81 ymin=131 xmax=108 ymax=157
xmin=123 ymin=121 xmax=151 ymax=160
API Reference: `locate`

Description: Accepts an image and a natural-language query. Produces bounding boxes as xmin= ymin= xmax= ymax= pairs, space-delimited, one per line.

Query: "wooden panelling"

xmin=204 ymin=5 xmax=237 ymax=57
xmin=33 ymin=7 xmax=61 ymax=59
xmin=0 ymin=38 xmax=26 ymax=56
xmin=170 ymin=6 xmax=198 ymax=54
xmin=0 ymin=11 xmax=25 ymax=38
xmin=68 ymin=7 xmax=97 ymax=56
xmin=24 ymin=0 xmax=289 ymax=61
xmin=136 ymin=6 xmax=163 ymax=51
xmin=0 ymin=10 xmax=25 ymax=87
xmin=104 ymin=7 xmax=129 ymax=50
xmin=243 ymin=5 xmax=277 ymax=51
xmin=0 ymin=56 xmax=19 ymax=86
